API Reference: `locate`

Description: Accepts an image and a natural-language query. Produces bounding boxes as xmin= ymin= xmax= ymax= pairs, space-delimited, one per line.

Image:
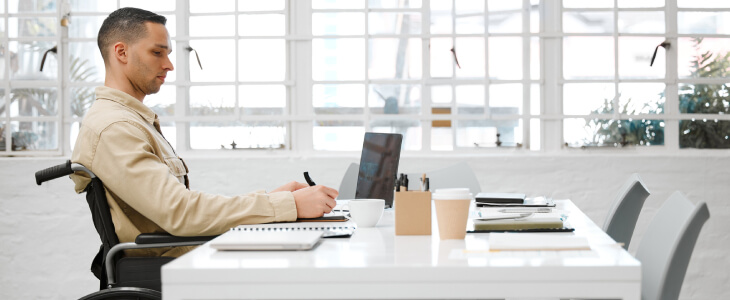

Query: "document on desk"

xmin=210 ymin=230 xmax=324 ymax=251
xmin=231 ymin=220 xmax=356 ymax=238
xmin=489 ymin=233 xmax=590 ymax=251
xmin=472 ymin=211 xmax=567 ymax=231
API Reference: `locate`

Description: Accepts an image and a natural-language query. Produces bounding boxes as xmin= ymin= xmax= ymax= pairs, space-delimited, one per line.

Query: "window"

xmin=1 ymin=0 xmax=728 ymax=156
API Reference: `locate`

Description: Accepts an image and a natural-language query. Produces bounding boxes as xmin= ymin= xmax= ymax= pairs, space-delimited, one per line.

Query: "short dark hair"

xmin=97 ymin=7 xmax=167 ymax=63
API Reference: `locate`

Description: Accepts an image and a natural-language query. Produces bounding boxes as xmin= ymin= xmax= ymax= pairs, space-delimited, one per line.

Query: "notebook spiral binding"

xmin=231 ymin=225 xmax=355 ymax=238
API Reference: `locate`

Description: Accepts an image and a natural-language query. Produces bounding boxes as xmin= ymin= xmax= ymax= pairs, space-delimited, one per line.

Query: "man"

xmin=71 ymin=7 xmax=338 ymax=257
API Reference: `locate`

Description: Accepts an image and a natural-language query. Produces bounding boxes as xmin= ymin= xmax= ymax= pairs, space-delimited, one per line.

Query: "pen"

xmin=303 ymin=172 xmax=316 ymax=186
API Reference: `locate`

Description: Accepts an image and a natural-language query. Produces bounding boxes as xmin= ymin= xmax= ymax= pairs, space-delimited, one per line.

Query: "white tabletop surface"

xmin=162 ymin=200 xmax=641 ymax=300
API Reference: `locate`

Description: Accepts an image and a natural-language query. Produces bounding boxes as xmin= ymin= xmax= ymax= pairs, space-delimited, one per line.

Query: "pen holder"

xmin=395 ymin=191 xmax=432 ymax=235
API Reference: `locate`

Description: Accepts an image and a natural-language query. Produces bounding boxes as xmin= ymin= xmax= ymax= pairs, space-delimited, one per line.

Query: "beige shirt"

xmin=71 ymin=86 xmax=297 ymax=257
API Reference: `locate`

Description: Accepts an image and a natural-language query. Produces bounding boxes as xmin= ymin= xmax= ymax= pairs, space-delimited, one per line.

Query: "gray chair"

xmin=635 ymin=191 xmax=710 ymax=300
xmin=602 ymin=173 xmax=651 ymax=249
xmin=407 ymin=161 xmax=482 ymax=195
xmin=336 ymin=162 xmax=359 ymax=200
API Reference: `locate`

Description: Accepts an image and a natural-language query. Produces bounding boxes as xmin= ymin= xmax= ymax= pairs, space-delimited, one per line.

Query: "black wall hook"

xmin=186 ymin=46 xmax=203 ymax=70
xmin=650 ymin=41 xmax=670 ymax=67
xmin=40 ymin=46 xmax=57 ymax=71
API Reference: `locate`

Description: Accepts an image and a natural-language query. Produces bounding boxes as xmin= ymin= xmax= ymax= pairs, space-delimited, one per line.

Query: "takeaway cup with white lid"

xmin=432 ymin=188 xmax=472 ymax=240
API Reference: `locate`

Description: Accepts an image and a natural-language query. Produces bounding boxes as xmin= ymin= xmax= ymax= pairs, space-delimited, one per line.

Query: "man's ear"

xmin=113 ymin=42 xmax=128 ymax=64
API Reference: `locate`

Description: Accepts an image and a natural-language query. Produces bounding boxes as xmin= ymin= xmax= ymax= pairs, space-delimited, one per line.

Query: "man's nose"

xmin=164 ymin=55 xmax=174 ymax=71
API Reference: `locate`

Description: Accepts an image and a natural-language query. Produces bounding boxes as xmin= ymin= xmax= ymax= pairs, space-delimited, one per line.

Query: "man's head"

xmin=97 ymin=7 xmax=167 ymax=64
xmin=98 ymin=7 xmax=173 ymax=99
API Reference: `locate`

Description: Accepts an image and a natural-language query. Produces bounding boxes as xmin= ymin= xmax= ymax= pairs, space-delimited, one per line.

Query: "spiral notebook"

xmin=231 ymin=220 xmax=356 ymax=238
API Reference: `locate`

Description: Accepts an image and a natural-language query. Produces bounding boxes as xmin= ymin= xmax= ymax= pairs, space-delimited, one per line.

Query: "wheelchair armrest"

xmin=134 ymin=233 xmax=218 ymax=245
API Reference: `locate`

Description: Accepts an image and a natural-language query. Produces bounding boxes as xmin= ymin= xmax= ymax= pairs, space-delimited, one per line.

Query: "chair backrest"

xmin=336 ymin=162 xmax=359 ymax=200
xmin=407 ymin=161 xmax=482 ymax=195
xmin=635 ymin=191 xmax=710 ymax=300
xmin=602 ymin=173 xmax=650 ymax=249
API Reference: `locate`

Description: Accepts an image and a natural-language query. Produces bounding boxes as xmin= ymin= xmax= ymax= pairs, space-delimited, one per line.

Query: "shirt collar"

xmin=95 ymin=86 xmax=158 ymax=125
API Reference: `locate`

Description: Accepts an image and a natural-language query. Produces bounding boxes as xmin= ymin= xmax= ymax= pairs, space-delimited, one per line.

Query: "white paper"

xmin=489 ymin=233 xmax=590 ymax=251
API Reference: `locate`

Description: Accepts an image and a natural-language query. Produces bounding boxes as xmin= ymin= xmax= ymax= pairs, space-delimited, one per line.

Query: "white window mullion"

xmin=176 ymin=0 xmax=190 ymax=154
xmin=522 ymin=0 xmax=531 ymax=150
xmin=364 ymin=0 xmax=371 ymax=133
xmin=543 ymin=0 xmax=562 ymax=152
xmin=612 ymin=0 xmax=620 ymax=120
xmin=61 ymin=1 xmax=72 ymax=156
xmin=421 ymin=0 xmax=431 ymax=151
xmin=291 ymin=0 xmax=314 ymax=154
xmin=665 ymin=0 xmax=679 ymax=150
xmin=3 ymin=3 xmax=11 ymax=153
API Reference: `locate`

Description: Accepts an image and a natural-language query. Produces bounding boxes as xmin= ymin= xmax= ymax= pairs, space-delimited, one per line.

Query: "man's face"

xmin=126 ymin=22 xmax=174 ymax=96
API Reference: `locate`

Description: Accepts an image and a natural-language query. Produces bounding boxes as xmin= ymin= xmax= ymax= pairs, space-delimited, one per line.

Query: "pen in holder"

xmin=394 ymin=190 xmax=432 ymax=235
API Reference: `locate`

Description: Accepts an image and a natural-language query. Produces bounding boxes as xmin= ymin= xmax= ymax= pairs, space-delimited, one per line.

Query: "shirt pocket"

xmin=163 ymin=156 xmax=188 ymax=178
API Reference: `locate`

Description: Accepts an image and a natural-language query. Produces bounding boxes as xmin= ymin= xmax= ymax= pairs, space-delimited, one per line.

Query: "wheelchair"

xmin=35 ymin=160 xmax=216 ymax=300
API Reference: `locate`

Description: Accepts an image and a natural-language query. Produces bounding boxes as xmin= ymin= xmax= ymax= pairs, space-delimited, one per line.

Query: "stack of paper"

xmin=489 ymin=233 xmax=590 ymax=251
xmin=473 ymin=212 xmax=565 ymax=231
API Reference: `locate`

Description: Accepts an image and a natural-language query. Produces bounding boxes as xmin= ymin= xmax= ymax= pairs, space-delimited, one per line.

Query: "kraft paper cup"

xmin=433 ymin=188 xmax=472 ymax=240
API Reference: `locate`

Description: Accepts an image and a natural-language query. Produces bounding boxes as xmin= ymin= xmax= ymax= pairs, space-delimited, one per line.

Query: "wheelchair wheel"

xmin=78 ymin=287 xmax=161 ymax=300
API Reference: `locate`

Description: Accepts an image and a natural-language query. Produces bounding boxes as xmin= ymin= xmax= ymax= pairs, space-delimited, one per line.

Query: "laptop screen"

xmin=355 ymin=132 xmax=402 ymax=208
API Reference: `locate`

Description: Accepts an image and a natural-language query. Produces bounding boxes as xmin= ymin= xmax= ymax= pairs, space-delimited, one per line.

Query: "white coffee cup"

xmin=342 ymin=199 xmax=385 ymax=228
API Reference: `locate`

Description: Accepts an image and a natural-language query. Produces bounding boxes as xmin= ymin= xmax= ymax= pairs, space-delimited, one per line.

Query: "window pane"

xmin=10 ymin=88 xmax=57 ymax=117
xmin=368 ymin=84 xmax=421 ymax=114
xmin=369 ymin=13 xmax=421 ymax=35
xmin=618 ymin=37 xmax=665 ymax=79
xmin=239 ymin=0 xmax=285 ymax=11
xmin=312 ymin=13 xmax=365 ymax=36
xmin=10 ymin=121 xmax=58 ymax=151
xmin=0 ymin=89 xmax=5 ymax=115
xmin=368 ymin=38 xmax=422 ymax=80
xmin=456 ymin=120 xmax=522 ymax=148
xmin=70 ymin=87 xmax=96 ymax=118
xmin=190 ymin=121 xmax=286 ymax=150
xmin=678 ymin=38 xmax=730 ymax=78
xmin=489 ymin=37 xmax=521 ymax=80
xmin=119 ymin=0 xmax=175 ymax=11
xmin=163 ymin=15 xmax=176 ymax=37
xmin=369 ymin=0 xmax=422 ymax=9
xmin=430 ymin=38 xmax=454 ymax=78
xmin=313 ymin=121 xmax=364 ymax=151
xmin=313 ymin=39 xmax=365 ymax=81
xmin=488 ymin=0 xmax=521 ymax=11
xmin=456 ymin=85 xmax=484 ymax=115
xmin=145 ymin=85 xmax=176 ymax=116
xmin=71 ymin=0 xmax=116 ymax=12
xmin=312 ymin=0 xmax=364 ymax=9
xmin=9 ymin=0 xmax=55 ymax=13
xmin=456 ymin=15 xmax=484 ymax=34
xmin=313 ymin=84 xmax=365 ymax=115
xmin=678 ymin=0 xmax=730 ymax=8
xmin=490 ymin=83 xmax=522 ymax=115
xmin=679 ymin=83 xmax=730 ymax=114
xmin=563 ymin=37 xmax=614 ymax=79
xmin=618 ymin=12 xmax=664 ymax=34
xmin=371 ymin=120 xmax=421 ymax=150
xmin=432 ymin=127 xmax=453 ymax=151
xmin=431 ymin=85 xmax=452 ymax=106
xmin=430 ymin=0 xmax=453 ymax=34
xmin=563 ymin=83 xmax=615 ymax=115
xmin=563 ymin=12 xmax=613 ymax=33
xmin=619 ymin=83 xmax=665 ymax=115
xmin=69 ymin=16 xmax=105 ymax=38
xmin=531 ymin=84 xmax=540 ymax=115
xmin=564 ymin=118 xmax=664 ymax=147
xmin=678 ymin=12 xmax=730 ymax=34
xmin=191 ymin=0 xmax=234 ymax=13
xmin=69 ymin=42 xmax=104 ymax=83
xmin=563 ymin=0 xmax=613 ymax=8
xmin=190 ymin=16 xmax=235 ymax=36
xmin=189 ymin=40 xmax=235 ymax=82
xmin=531 ymin=37 xmax=540 ymax=80
xmin=9 ymin=17 xmax=56 ymax=38
xmin=189 ymin=85 xmax=235 ymax=116
xmin=680 ymin=119 xmax=730 ymax=149
xmin=530 ymin=2 xmax=540 ymax=33
xmin=618 ymin=0 xmax=664 ymax=8
xmin=455 ymin=37 xmax=485 ymax=78
xmin=239 ymin=39 xmax=285 ymax=81
xmin=488 ymin=11 xmax=520 ymax=34
xmin=239 ymin=85 xmax=285 ymax=115
xmin=530 ymin=118 xmax=541 ymax=150
xmin=159 ymin=121 xmax=176 ymax=148
xmin=239 ymin=14 xmax=285 ymax=36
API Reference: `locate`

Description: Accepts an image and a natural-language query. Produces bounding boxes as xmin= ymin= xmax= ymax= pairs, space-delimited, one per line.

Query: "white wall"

xmin=1 ymin=154 xmax=728 ymax=299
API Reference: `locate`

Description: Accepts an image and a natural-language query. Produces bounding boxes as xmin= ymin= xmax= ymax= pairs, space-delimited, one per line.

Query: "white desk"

xmin=162 ymin=200 xmax=641 ymax=300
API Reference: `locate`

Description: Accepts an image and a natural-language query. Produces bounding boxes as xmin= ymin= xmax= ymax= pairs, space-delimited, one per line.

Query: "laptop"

xmin=209 ymin=230 xmax=323 ymax=251
xmin=355 ymin=132 xmax=403 ymax=208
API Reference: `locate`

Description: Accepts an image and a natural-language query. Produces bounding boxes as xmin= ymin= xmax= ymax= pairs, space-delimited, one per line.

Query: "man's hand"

xmin=271 ymin=181 xmax=310 ymax=193
xmin=292 ymin=185 xmax=339 ymax=218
